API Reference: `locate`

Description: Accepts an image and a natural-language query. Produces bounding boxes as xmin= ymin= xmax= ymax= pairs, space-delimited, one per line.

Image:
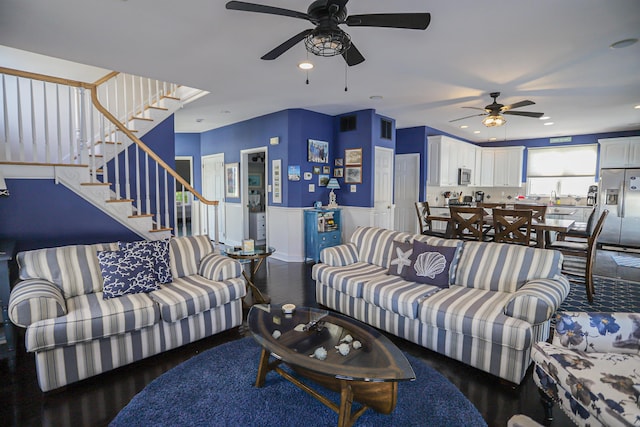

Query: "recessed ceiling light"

xmin=634 ymin=104 xmax=640 ymax=109
xmin=610 ymin=38 xmax=638 ymax=49
xmin=489 ymin=137 xmax=497 ymax=141
xmin=473 ymin=130 xmax=481 ymax=134
xmin=298 ymin=61 xmax=313 ymax=70
xmin=369 ymin=95 xmax=383 ymax=100
xmin=544 ymin=122 xmax=555 ymax=126
xmin=195 ymin=118 xmax=204 ymax=123
xmin=460 ymin=125 xmax=469 ymax=129
xmin=539 ymin=116 xmax=550 ymax=120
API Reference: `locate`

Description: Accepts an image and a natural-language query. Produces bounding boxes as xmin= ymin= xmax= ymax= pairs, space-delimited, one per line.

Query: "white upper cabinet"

xmin=427 ymin=135 xmax=477 ymax=186
xmin=599 ymin=137 xmax=640 ymax=168
xmin=481 ymin=147 xmax=524 ymax=187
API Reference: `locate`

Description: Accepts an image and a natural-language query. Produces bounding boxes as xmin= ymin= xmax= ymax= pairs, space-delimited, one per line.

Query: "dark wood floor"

xmin=0 ymin=248 xmax=638 ymax=427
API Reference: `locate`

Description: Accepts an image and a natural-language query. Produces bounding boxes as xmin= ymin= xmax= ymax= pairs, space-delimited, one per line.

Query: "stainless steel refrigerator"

xmin=598 ymin=168 xmax=640 ymax=247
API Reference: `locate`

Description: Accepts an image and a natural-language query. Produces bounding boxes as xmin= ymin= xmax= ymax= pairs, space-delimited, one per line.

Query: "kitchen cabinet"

xmin=427 ymin=135 xmax=477 ymax=186
xmin=480 ymin=147 xmax=523 ymax=187
xmin=598 ymin=137 xmax=640 ymax=168
xmin=249 ymin=212 xmax=266 ymax=243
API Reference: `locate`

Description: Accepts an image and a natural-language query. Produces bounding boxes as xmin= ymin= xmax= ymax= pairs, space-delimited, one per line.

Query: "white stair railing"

xmin=0 ymin=66 xmax=218 ymax=242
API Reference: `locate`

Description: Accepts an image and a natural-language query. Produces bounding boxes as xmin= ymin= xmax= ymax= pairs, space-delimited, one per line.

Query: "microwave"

xmin=458 ymin=168 xmax=472 ymax=185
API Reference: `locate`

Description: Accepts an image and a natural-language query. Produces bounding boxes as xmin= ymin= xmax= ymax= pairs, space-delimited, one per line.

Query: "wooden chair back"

xmin=415 ymin=202 xmax=447 ymax=237
xmin=515 ymin=204 xmax=547 ymax=222
xmin=449 ymin=206 xmax=484 ymax=240
xmin=478 ymin=202 xmax=506 ymax=215
xmin=492 ymin=208 xmax=533 ymax=245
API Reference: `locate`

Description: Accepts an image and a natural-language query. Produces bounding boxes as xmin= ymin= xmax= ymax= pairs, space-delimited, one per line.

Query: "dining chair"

xmin=492 ymin=208 xmax=533 ymax=246
xmin=556 ymin=207 xmax=596 ymax=241
xmin=477 ymin=202 xmax=506 ymax=239
xmin=514 ymin=204 xmax=547 ymax=245
xmin=449 ymin=206 xmax=485 ymax=241
xmin=548 ymin=209 xmax=609 ymax=303
xmin=414 ymin=202 xmax=447 ymax=237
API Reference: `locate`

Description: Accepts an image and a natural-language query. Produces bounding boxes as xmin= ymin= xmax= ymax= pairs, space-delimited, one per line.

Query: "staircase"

xmin=0 ymin=66 xmax=217 ymax=242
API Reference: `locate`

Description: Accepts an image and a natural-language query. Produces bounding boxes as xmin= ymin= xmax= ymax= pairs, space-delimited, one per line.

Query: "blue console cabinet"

xmin=304 ymin=208 xmax=342 ymax=263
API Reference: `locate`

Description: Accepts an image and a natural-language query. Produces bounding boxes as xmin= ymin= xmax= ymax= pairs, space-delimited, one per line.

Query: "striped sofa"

xmin=313 ymin=226 xmax=571 ymax=384
xmin=8 ymin=235 xmax=245 ymax=392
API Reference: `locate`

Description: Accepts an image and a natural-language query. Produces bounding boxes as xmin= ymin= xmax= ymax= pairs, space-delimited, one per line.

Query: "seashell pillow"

xmin=404 ymin=240 xmax=462 ymax=288
xmin=387 ymin=241 xmax=414 ymax=276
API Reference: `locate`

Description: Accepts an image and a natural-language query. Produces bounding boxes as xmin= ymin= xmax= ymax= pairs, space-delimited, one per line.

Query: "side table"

xmin=222 ymin=245 xmax=274 ymax=305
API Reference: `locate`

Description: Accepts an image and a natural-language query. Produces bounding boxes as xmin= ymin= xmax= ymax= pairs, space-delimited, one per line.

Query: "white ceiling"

xmin=1 ymin=0 xmax=639 ymax=142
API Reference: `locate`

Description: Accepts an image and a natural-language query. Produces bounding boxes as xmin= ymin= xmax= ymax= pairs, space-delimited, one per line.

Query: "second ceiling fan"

xmin=450 ymin=92 xmax=544 ymax=127
xmin=225 ymin=0 xmax=431 ymax=66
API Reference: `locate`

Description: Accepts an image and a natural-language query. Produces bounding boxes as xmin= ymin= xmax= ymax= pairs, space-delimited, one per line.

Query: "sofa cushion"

xmin=350 ymin=227 xmax=412 ymax=268
xmin=418 ymin=285 xmax=532 ymax=350
xmin=17 ymin=242 xmax=119 ymax=298
xmin=169 ymin=235 xmax=214 ymax=278
xmin=25 ymin=291 xmax=159 ymax=352
xmin=387 ymin=241 xmax=413 ymax=277
xmin=98 ymin=250 xmax=159 ymax=299
xmin=149 ymin=275 xmax=246 ymax=322
xmin=361 ymin=275 xmax=440 ymax=319
xmin=454 ymin=241 xmax=562 ymax=292
xmin=313 ymin=261 xmax=387 ymax=298
xmin=119 ymin=239 xmax=172 ymax=284
xmin=404 ymin=241 xmax=462 ymax=289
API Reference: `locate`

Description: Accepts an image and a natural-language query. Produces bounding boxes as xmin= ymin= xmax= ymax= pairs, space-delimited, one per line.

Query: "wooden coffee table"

xmin=248 ymin=305 xmax=415 ymax=427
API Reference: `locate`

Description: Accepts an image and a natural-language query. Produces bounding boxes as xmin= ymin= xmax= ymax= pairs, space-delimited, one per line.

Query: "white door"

xmin=394 ymin=154 xmax=419 ymax=233
xmin=373 ymin=147 xmax=395 ymax=229
xmin=202 ymin=154 xmax=226 ymax=243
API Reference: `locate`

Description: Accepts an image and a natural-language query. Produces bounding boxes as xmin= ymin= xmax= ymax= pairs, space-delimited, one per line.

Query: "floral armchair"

xmin=531 ymin=312 xmax=640 ymax=426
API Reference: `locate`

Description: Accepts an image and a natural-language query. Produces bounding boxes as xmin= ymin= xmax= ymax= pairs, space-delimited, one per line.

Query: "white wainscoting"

xmin=339 ymin=206 xmax=378 ymax=241
xmin=266 ymin=206 xmax=305 ymax=262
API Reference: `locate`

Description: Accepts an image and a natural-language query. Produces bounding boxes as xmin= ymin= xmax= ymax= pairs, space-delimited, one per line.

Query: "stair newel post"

xmin=154 ymin=162 xmax=160 ymax=228
xmin=163 ymin=169 xmax=169 ymax=230
xmin=139 ymin=76 xmax=144 ymax=116
xmin=113 ymin=129 xmax=120 ymax=199
xmin=16 ymin=76 xmax=24 ymax=162
xmin=145 ymin=152 xmax=151 ymax=215
xmin=29 ymin=79 xmax=37 ymax=162
xmin=214 ymin=203 xmax=220 ymax=248
xmin=100 ymin=115 xmax=108 ymax=185
xmin=43 ymin=81 xmax=51 ymax=164
xmin=124 ymin=133 xmax=131 ymax=201
xmin=178 ymin=181 xmax=186 ymax=236
xmin=135 ymin=145 xmax=141 ymax=214
xmin=2 ymin=74 xmax=11 ymax=161
xmin=78 ymin=87 xmax=88 ymax=166
xmin=88 ymin=97 xmax=95 ymax=183
xmin=122 ymin=75 xmax=128 ymax=127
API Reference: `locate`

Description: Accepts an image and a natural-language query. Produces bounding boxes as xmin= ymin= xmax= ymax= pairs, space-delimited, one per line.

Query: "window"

xmin=380 ymin=118 xmax=393 ymax=140
xmin=526 ymin=145 xmax=597 ymax=197
xmin=340 ymin=115 xmax=356 ymax=132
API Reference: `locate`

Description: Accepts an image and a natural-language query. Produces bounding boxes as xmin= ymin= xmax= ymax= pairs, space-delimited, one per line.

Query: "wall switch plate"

xmin=309 ymin=184 xmax=315 ymax=192
xmin=351 ymin=185 xmax=356 ymax=192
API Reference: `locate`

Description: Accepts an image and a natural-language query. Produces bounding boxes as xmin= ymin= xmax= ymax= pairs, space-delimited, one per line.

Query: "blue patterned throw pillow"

xmin=98 ymin=250 xmax=159 ymax=299
xmin=119 ymin=239 xmax=172 ymax=284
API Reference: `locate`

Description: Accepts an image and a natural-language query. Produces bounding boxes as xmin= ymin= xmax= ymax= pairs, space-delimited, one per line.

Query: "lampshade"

xmin=326 ymin=178 xmax=341 ymax=190
xmin=482 ymin=114 xmax=506 ymax=127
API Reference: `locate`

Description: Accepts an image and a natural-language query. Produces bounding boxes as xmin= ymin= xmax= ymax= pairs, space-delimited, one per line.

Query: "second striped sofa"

xmin=313 ymin=226 xmax=571 ymax=384
xmin=8 ymin=235 xmax=245 ymax=392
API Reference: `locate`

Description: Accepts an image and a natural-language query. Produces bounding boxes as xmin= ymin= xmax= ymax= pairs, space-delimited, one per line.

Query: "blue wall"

xmin=0 ymin=116 xmax=178 ymax=252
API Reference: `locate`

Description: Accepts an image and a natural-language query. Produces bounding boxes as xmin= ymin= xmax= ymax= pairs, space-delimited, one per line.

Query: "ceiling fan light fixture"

xmin=304 ymin=29 xmax=351 ymax=57
xmin=482 ymin=114 xmax=506 ymax=127
xmin=298 ymin=60 xmax=314 ymax=70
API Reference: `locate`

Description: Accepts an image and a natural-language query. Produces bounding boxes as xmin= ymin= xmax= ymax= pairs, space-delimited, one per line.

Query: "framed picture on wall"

xmin=345 ymin=148 xmax=362 ymax=165
xmin=335 ymin=158 xmax=344 ymax=167
xmin=318 ymin=174 xmax=330 ymax=187
xmin=272 ymin=159 xmax=282 ymax=203
xmin=344 ymin=166 xmax=362 ymax=184
xmin=308 ymin=139 xmax=329 ymax=163
xmin=333 ymin=168 xmax=343 ymax=178
xmin=225 ymin=163 xmax=239 ymax=198
xmin=322 ymin=166 xmax=331 ymax=174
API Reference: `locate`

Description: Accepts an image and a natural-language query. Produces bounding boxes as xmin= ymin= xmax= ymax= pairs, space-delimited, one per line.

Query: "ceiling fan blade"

xmin=225 ymin=1 xmax=310 ymax=21
xmin=449 ymin=113 xmax=487 ymax=123
xmin=329 ymin=0 xmax=349 ymax=8
xmin=502 ymin=100 xmax=534 ymax=111
xmin=261 ymin=29 xmax=313 ymax=60
xmin=346 ymin=13 xmax=431 ymax=30
xmin=462 ymin=106 xmax=488 ymax=111
xmin=503 ymin=110 xmax=544 ymax=118
xmin=342 ymin=42 xmax=365 ymax=66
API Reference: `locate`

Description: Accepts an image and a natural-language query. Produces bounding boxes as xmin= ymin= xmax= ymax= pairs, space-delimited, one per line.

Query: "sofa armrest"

xmin=198 ymin=253 xmax=242 ymax=281
xmin=504 ymin=275 xmax=571 ymax=324
xmin=8 ymin=279 xmax=67 ymax=328
xmin=553 ymin=312 xmax=640 ymax=353
xmin=319 ymin=243 xmax=359 ymax=266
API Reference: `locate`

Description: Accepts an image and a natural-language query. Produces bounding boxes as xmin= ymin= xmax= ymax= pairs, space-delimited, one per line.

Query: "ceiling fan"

xmin=450 ymin=92 xmax=544 ymax=127
xmin=225 ymin=0 xmax=431 ymax=66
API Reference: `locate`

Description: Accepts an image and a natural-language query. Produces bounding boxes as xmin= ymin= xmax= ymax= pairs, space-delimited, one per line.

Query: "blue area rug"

xmin=558 ymin=274 xmax=640 ymax=313
xmin=110 ymin=337 xmax=487 ymax=427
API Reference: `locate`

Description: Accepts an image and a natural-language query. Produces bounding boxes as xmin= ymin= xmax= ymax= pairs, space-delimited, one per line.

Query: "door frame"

xmin=241 ymin=146 xmax=268 ymax=242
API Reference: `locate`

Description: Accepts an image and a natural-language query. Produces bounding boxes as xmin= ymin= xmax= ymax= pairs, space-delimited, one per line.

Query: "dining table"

xmin=426 ymin=212 xmax=575 ymax=248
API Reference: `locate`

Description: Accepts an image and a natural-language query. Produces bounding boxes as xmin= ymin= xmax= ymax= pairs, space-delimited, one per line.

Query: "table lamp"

xmin=326 ymin=178 xmax=340 ymax=208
